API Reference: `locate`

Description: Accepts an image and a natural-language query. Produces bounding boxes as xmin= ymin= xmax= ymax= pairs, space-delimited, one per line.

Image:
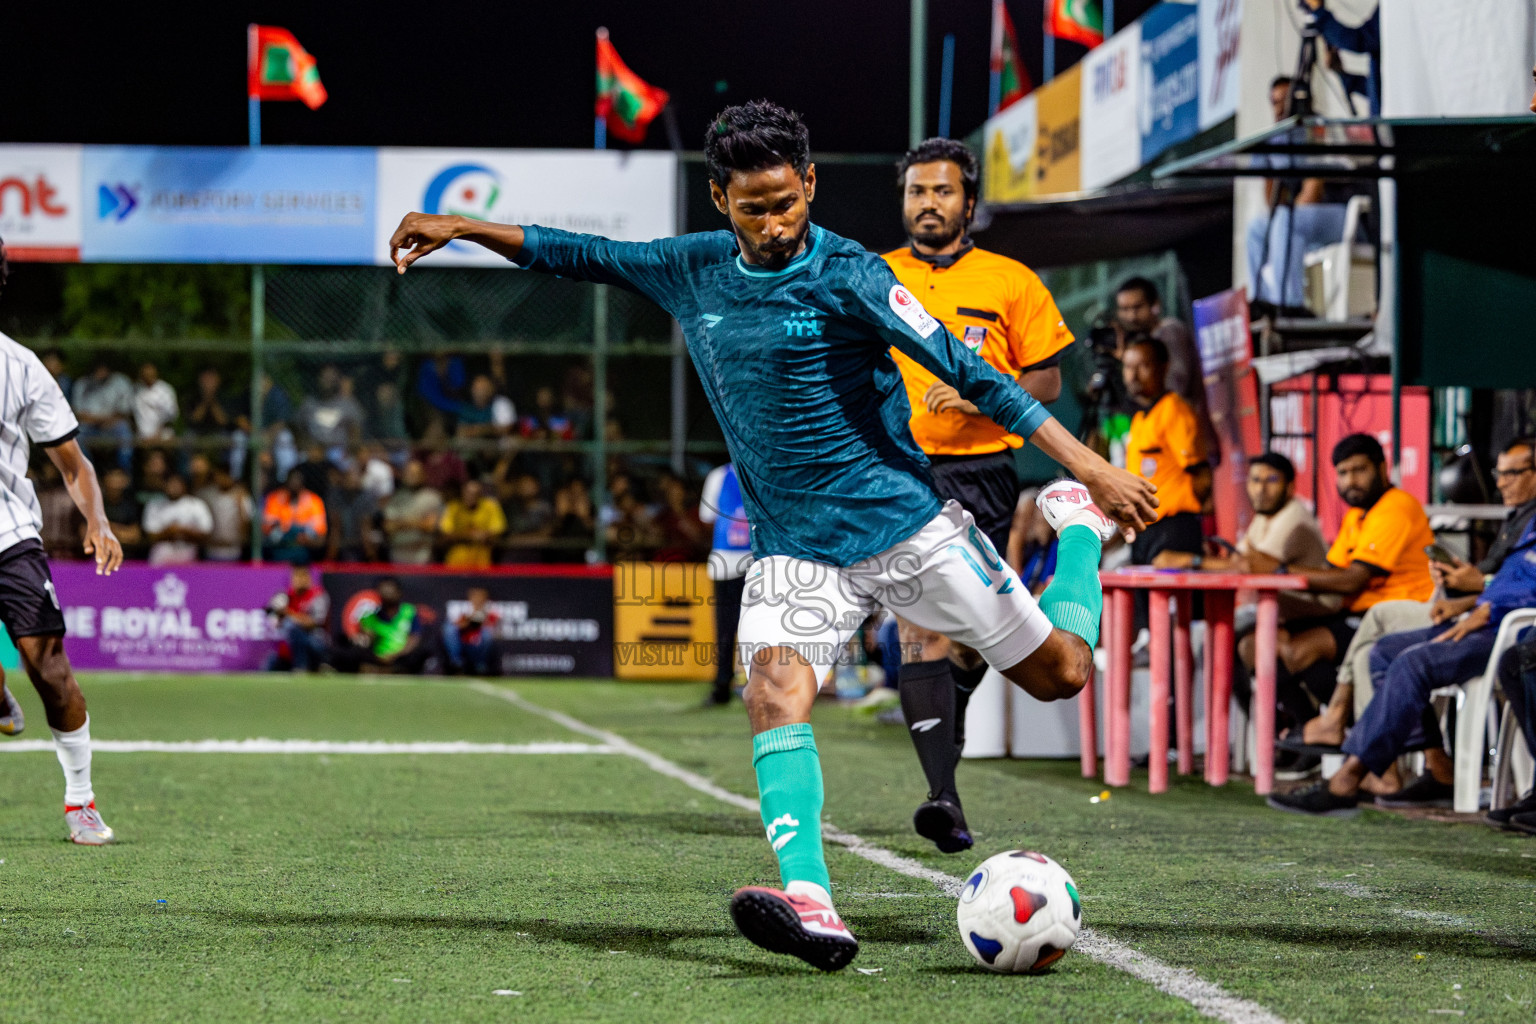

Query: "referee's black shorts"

xmin=927 ymin=451 xmax=1019 ymax=559
xmin=0 ymin=539 xmax=66 ymax=638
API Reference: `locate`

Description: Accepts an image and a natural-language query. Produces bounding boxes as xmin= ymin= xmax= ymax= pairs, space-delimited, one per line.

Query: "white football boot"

xmin=65 ymin=802 xmax=116 ymax=846
xmin=1035 ymin=479 xmax=1118 ymax=542
xmin=0 ymin=684 xmax=22 ymax=736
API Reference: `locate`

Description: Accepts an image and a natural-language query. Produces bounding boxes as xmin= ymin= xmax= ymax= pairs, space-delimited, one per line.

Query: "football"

xmin=956 ymin=850 xmax=1082 ymax=973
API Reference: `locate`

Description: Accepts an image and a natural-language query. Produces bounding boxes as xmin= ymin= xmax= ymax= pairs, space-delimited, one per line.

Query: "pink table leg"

xmin=1079 ymin=600 xmax=1103 ymax=778
xmin=1106 ymin=587 xmax=1133 ymax=787
xmin=1205 ymin=591 xmax=1235 ymax=786
xmin=1148 ymin=590 xmax=1171 ymax=794
xmin=1253 ymin=591 xmax=1281 ymax=795
xmin=1201 ymin=598 xmax=1214 ymax=773
xmin=1174 ymin=595 xmax=1194 ymax=776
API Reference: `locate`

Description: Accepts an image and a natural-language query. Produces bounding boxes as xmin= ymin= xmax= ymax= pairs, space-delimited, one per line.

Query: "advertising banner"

xmin=0 ymin=145 xmax=83 ymax=261
xmin=373 ymin=149 xmax=678 ymax=267
xmin=54 ymin=563 xmax=290 ymax=672
xmin=1198 ymin=0 xmax=1242 ymax=129
xmin=982 ymin=94 xmax=1039 ymax=203
xmin=321 ymin=565 xmax=613 ymax=677
xmin=1139 ymin=2 xmax=1201 ymax=164
xmin=1193 ymin=288 xmax=1261 ymax=541
xmin=1034 ymin=64 xmax=1083 ymax=196
xmin=80 ymin=146 xmax=376 ymax=263
xmin=1080 ymin=21 xmax=1143 ymax=190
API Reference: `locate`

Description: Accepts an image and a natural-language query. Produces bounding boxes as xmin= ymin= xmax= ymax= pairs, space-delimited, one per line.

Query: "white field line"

xmin=470 ymin=683 xmax=1288 ymax=1024
xmin=1315 ymin=881 xmax=1478 ymax=929
xmin=0 ymin=738 xmax=617 ymax=755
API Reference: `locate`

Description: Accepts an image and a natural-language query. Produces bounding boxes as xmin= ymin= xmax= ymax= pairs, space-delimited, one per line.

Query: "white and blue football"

xmin=956 ymin=850 xmax=1082 ymax=973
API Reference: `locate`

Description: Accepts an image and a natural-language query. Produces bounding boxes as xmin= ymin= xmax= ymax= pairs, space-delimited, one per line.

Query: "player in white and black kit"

xmin=0 ymin=239 xmax=124 ymax=844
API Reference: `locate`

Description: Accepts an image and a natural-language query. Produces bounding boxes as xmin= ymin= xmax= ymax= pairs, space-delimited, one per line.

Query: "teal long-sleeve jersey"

xmin=516 ymin=223 xmax=1053 ymax=567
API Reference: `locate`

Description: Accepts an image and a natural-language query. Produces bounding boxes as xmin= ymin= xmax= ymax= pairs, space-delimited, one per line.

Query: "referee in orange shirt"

xmin=882 ymin=138 xmax=1075 ymax=853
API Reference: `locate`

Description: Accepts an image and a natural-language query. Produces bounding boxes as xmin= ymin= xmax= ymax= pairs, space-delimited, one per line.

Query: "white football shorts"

xmin=735 ymin=500 xmax=1055 ymax=683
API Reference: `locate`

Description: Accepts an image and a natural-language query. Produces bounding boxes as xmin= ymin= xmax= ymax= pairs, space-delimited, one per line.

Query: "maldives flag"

xmin=1047 ymin=0 xmax=1104 ymax=49
xmin=990 ymin=1 xmax=1033 ymax=111
xmin=248 ymin=25 xmax=328 ymax=110
xmin=596 ymin=28 xmax=669 ymax=145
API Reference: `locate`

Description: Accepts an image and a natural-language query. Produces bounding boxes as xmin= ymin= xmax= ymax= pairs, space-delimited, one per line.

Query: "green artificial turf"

xmin=0 ymin=675 xmax=1532 ymax=1023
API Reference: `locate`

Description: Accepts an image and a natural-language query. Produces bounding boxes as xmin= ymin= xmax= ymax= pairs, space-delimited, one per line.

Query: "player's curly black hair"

xmin=895 ymin=137 xmax=980 ymax=205
xmin=703 ymin=100 xmax=811 ymax=191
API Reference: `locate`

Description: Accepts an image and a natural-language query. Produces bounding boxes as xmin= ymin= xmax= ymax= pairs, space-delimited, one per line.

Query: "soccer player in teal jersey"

xmin=390 ymin=101 xmax=1157 ymax=972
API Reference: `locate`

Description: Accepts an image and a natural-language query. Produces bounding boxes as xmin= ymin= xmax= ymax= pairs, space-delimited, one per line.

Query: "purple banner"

xmin=53 ymin=563 xmax=291 ymax=671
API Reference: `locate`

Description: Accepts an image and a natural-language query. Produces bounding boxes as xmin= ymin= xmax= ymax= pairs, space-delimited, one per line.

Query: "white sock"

xmin=785 ymin=880 xmax=834 ymax=910
xmin=51 ymin=715 xmax=94 ymax=807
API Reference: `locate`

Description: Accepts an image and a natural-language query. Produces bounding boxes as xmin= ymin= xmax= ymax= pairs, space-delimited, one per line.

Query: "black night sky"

xmin=3 ymin=0 xmax=1155 ymax=153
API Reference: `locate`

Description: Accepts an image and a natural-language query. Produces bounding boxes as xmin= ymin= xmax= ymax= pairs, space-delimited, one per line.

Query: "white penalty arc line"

xmin=469 ymin=683 xmax=1286 ymax=1024
xmin=0 ymin=738 xmax=618 ymax=755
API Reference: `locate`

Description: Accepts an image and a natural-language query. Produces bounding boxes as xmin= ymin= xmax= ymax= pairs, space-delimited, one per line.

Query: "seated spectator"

xmin=143 ymin=474 xmax=213 ymax=566
xmin=185 ymin=367 xmax=242 ymax=438
xmin=443 ymin=585 xmax=500 ymax=675
xmin=36 ymin=461 xmax=81 ymax=561
xmin=1238 ymin=434 xmax=1434 ymax=749
xmin=416 ymin=418 xmax=468 ymax=491
xmin=41 ymin=348 xmax=72 ymax=399
xmin=1157 ymin=452 xmax=1339 ymax=621
xmin=367 ymin=381 xmax=410 ymax=445
xmin=137 ymin=449 xmax=170 ymax=503
xmin=1125 ymin=338 xmax=1210 ymax=568
xmin=1268 ymin=483 xmax=1536 ymax=815
xmin=653 ymin=472 xmax=708 ymax=562
xmin=550 ymin=477 xmax=596 ymax=559
xmin=257 ymin=373 xmax=299 ymax=481
xmin=417 ymin=353 xmax=467 ymax=421
xmin=518 ymin=385 xmax=574 ymax=440
xmin=72 ymin=360 xmax=134 ymax=471
xmin=440 ymin=479 xmax=507 ymax=568
xmin=326 ymin=465 xmax=379 ymax=563
xmin=383 ymin=459 xmax=443 ymax=565
xmin=330 ymin=576 xmax=428 ymax=675
xmin=198 ymin=463 xmax=251 ymax=563
xmin=1007 ymin=488 xmax=1058 ymax=596
xmin=456 ymin=374 xmax=515 ymax=442
xmin=501 ymin=473 xmax=554 ymax=556
xmin=294 ymin=444 xmax=334 ymax=498
xmin=265 ymin=564 xmax=331 ymax=673
xmin=1489 ymin=626 xmax=1536 ymax=831
xmin=187 ymin=453 xmax=214 ymax=495
xmin=133 ymin=361 xmax=178 ymax=441
xmin=99 ymin=467 xmax=144 ymax=559
xmin=263 ymin=468 xmax=328 ymax=563
xmin=296 ymin=365 xmax=364 ymax=464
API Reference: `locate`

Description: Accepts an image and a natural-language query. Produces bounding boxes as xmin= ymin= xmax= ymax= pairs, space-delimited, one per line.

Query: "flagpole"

xmin=247 ymin=22 xmax=265 ymax=563
xmin=988 ymin=0 xmax=1003 ymax=117
xmin=909 ymin=0 xmax=927 ymax=148
xmin=1043 ymin=3 xmax=1055 ymax=83
xmin=1104 ymin=0 xmax=1114 ymax=36
xmin=937 ymin=34 xmax=955 ymax=138
xmin=594 ymin=27 xmax=608 ymax=150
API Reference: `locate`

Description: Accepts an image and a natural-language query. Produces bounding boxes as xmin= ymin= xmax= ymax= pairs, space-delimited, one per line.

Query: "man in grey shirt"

xmin=72 ymin=361 xmax=135 ymax=471
xmin=296 ymin=365 xmax=364 ymax=462
xmin=383 ymin=459 xmax=442 ymax=564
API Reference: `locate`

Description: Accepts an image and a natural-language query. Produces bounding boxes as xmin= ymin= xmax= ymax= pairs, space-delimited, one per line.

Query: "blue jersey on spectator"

xmin=1480 ymin=514 xmax=1536 ymax=625
xmin=516 ymin=224 xmax=1051 ymax=566
xmin=711 ymin=464 xmax=751 ymax=555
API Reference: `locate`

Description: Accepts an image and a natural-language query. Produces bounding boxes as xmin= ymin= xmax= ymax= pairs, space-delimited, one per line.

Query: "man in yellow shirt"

xmin=1239 ymin=433 xmax=1434 ymax=745
xmin=882 ymin=138 xmax=1075 ymax=853
xmin=439 ymin=479 xmax=507 ymax=568
xmin=1123 ymin=337 xmax=1210 ymax=568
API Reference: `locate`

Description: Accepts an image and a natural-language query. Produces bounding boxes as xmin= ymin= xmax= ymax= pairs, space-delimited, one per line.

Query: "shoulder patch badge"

xmin=888 ymin=285 xmax=940 ymax=338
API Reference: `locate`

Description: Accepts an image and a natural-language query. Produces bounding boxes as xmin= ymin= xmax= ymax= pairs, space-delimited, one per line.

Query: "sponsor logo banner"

xmin=80 ymin=146 xmax=376 ymax=263
xmin=1033 ymin=64 xmax=1083 ymax=197
xmin=55 ymin=563 xmax=290 ymax=671
xmin=374 ymin=149 xmax=677 ymax=267
xmin=1198 ymin=0 xmax=1242 ymax=130
xmin=0 ymin=145 xmax=82 ymax=261
xmin=982 ymin=93 xmax=1039 ymax=202
xmin=1139 ymin=2 xmax=1201 ymax=163
xmin=322 ymin=567 xmax=613 ymax=677
xmin=1080 ymin=21 xmax=1143 ymax=190
xmin=1193 ymin=288 xmax=1261 ymax=540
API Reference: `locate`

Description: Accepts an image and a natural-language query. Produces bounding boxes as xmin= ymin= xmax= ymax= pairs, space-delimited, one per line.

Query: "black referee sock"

xmin=951 ymin=661 xmax=989 ymax=751
xmin=899 ymin=659 xmax=962 ymax=805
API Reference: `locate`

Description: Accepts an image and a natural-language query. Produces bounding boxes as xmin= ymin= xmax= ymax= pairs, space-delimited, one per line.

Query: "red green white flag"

xmin=595 ymin=28 xmax=669 ymax=145
xmin=248 ymin=25 xmax=328 ymax=110
xmin=990 ymin=1 xmax=1033 ymax=111
xmin=1046 ymin=0 xmax=1104 ymax=49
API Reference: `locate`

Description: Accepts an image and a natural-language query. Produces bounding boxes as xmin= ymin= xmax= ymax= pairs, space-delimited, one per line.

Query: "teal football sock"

xmin=1039 ymin=524 xmax=1104 ymax=648
xmin=752 ymin=723 xmax=831 ymax=895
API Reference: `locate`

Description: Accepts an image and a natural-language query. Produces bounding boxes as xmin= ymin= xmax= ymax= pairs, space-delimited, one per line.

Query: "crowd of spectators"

xmin=32 ymin=349 xmax=711 ymax=567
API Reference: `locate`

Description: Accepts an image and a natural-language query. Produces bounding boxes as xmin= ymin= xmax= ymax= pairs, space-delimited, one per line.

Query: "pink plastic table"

xmin=1088 ymin=569 xmax=1308 ymax=795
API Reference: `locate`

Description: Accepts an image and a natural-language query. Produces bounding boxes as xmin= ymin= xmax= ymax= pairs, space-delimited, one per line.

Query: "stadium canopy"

xmin=1154 ymin=115 xmax=1536 ymax=392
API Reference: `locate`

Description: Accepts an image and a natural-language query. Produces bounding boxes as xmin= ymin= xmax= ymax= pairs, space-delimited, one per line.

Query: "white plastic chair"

xmin=1492 ymin=700 xmax=1534 ymax=810
xmin=1301 ymin=194 xmax=1374 ymax=321
xmin=1435 ymin=608 xmax=1536 ymax=813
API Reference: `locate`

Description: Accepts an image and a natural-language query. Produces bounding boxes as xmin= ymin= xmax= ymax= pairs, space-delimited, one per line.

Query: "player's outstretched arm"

xmin=1027 ymin=419 xmax=1158 ymax=540
xmin=46 ymin=439 xmax=123 ymax=576
xmin=390 ymin=214 xmax=524 ymax=272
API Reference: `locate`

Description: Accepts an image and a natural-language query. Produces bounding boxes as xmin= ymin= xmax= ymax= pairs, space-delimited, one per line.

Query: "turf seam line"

xmin=0 ymin=739 xmax=619 ymax=755
xmin=470 ymin=684 xmax=1290 ymax=1024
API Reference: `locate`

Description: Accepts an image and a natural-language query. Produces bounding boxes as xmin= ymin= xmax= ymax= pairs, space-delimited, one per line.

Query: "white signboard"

xmin=1080 ymin=21 xmax=1142 ymax=190
xmin=374 ymin=149 xmax=677 ymax=267
xmin=1382 ymin=0 xmax=1536 ymax=116
xmin=0 ymin=145 xmax=82 ymax=261
xmin=1198 ymin=0 xmax=1242 ymax=129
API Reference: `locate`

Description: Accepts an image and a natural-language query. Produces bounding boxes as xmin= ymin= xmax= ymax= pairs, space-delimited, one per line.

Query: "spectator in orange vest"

xmin=263 ymin=468 xmax=327 ymax=563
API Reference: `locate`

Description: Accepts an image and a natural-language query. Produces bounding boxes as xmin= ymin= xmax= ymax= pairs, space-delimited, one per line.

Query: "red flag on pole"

xmin=1046 ymin=0 xmax=1105 ymax=50
xmin=990 ymin=2 xmax=1033 ymax=111
xmin=248 ymin=25 xmax=328 ymax=110
xmin=595 ymin=28 xmax=669 ymax=145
